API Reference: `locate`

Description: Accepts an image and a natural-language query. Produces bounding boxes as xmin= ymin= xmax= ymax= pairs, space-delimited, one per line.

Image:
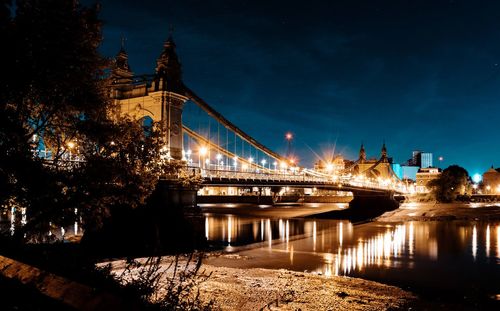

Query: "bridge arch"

xmin=139 ymin=115 xmax=154 ymax=136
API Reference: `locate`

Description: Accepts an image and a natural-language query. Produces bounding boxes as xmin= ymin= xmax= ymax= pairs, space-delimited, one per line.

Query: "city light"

xmin=199 ymin=146 xmax=208 ymax=156
xmin=285 ymin=132 xmax=293 ymax=141
xmin=326 ymin=163 xmax=334 ymax=172
xmin=472 ymin=173 xmax=482 ymax=183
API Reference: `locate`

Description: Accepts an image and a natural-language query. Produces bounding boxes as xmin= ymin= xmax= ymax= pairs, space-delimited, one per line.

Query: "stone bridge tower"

xmin=110 ymin=36 xmax=188 ymax=160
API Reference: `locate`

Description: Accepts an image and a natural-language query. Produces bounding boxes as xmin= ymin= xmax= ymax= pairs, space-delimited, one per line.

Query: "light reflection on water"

xmin=1 ymin=207 xmax=82 ymax=241
xmin=205 ymin=214 xmax=500 ymax=296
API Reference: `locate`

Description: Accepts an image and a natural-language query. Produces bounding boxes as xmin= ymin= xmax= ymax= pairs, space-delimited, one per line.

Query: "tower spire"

xmin=155 ymin=32 xmax=183 ymax=92
xmin=111 ymin=38 xmax=133 ymax=87
xmin=359 ymin=143 xmax=366 ymax=163
xmin=381 ymin=140 xmax=387 ymax=161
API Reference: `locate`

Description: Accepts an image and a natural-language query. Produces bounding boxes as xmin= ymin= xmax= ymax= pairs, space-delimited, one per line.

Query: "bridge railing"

xmin=180 ymin=165 xmax=409 ymax=193
xmin=199 ymin=168 xmax=330 ymax=183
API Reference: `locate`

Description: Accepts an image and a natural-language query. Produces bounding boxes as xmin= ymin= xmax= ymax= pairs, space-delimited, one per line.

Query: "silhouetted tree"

xmin=0 ymin=0 xmax=171 ymax=241
xmin=428 ymin=165 xmax=469 ymax=202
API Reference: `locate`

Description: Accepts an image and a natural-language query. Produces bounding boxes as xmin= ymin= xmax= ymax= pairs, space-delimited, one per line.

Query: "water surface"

xmin=204 ymin=212 xmax=500 ymax=303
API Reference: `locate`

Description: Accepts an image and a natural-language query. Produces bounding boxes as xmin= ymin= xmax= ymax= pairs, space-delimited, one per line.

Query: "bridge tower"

xmin=110 ymin=35 xmax=189 ymax=160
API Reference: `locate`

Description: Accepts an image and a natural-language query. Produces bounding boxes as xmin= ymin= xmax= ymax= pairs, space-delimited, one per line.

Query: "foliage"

xmin=0 ymin=0 xmax=189 ymax=241
xmin=428 ymin=165 xmax=469 ymax=203
xmin=102 ymin=253 xmax=218 ymax=311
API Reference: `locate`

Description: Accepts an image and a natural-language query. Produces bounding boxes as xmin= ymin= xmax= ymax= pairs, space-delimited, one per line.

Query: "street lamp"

xmin=199 ymin=146 xmax=208 ymax=168
xmin=216 ymin=154 xmax=222 ymax=170
xmin=233 ymin=156 xmax=238 ymax=171
xmin=285 ymin=132 xmax=293 ymax=157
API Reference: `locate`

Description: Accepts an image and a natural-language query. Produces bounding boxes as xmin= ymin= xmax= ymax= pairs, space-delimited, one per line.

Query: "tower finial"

xmin=359 ymin=142 xmax=366 ymax=163
xmin=169 ymin=24 xmax=175 ymax=37
xmin=381 ymin=140 xmax=387 ymax=160
xmin=120 ymin=34 xmax=126 ymax=51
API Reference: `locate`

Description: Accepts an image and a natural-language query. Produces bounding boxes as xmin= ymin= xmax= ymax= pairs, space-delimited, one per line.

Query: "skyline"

xmin=91 ymin=0 xmax=500 ymax=176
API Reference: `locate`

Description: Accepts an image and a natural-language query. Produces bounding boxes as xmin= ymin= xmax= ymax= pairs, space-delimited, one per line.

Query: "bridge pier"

xmin=81 ymin=180 xmax=204 ymax=257
xmin=310 ymin=190 xmax=400 ymax=222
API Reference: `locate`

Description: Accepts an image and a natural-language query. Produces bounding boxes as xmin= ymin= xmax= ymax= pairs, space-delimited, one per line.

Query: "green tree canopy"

xmin=428 ymin=165 xmax=469 ymax=203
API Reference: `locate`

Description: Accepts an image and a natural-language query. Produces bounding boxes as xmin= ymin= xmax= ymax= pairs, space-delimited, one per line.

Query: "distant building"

xmin=482 ymin=166 xmax=500 ymax=194
xmin=401 ymin=165 xmax=420 ymax=181
xmin=420 ymin=152 xmax=433 ymax=168
xmin=350 ymin=143 xmax=399 ymax=180
xmin=391 ymin=163 xmax=402 ymax=179
xmin=416 ymin=167 xmax=441 ymax=193
xmin=407 ymin=150 xmax=433 ymax=168
xmin=314 ymin=156 xmax=345 ymax=174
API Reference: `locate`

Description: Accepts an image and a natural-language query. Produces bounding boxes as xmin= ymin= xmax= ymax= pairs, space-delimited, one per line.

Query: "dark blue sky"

xmin=92 ymin=0 xmax=500 ymax=176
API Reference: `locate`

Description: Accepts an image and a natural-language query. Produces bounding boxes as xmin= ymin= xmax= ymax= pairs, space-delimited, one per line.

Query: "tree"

xmin=428 ymin=165 xmax=469 ymax=203
xmin=0 ymin=0 xmax=172 ymax=241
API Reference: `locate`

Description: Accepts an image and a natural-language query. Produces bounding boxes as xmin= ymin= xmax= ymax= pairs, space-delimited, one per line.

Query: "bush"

xmin=100 ymin=253 xmax=219 ymax=311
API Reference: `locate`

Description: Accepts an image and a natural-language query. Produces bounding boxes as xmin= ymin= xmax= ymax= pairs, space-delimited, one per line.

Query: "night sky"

xmin=90 ymin=0 xmax=500 ymax=176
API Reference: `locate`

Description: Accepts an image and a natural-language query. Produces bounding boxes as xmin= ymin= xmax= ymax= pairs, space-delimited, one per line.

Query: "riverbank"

xmin=377 ymin=202 xmax=500 ymax=222
xmin=196 ymin=265 xmax=414 ymax=310
xmin=107 ymin=257 xmax=415 ymax=310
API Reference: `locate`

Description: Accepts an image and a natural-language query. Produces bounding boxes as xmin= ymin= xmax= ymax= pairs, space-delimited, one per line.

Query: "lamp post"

xmin=199 ymin=146 xmax=207 ymax=169
xmin=216 ymin=153 xmax=222 ymax=170
xmin=285 ymin=132 xmax=293 ymax=157
xmin=233 ymin=156 xmax=238 ymax=171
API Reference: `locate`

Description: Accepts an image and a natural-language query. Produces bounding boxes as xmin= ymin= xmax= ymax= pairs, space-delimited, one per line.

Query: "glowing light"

xmin=261 ymin=159 xmax=267 ymax=166
xmin=285 ymin=132 xmax=293 ymax=140
xmin=486 ymin=225 xmax=490 ymax=257
xmin=216 ymin=153 xmax=222 ymax=160
xmin=472 ymin=173 xmax=482 ymax=183
xmin=472 ymin=225 xmax=477 ymax=260
xmin=326 ymin=163 xmax=334 ymax=172
xmin=199 ymin=146 xmax=208 ymax=156
xmin=248 ymin=157 xmax=254 ymax=163
xmin=67 ymin=141 xmax=75 ymax=149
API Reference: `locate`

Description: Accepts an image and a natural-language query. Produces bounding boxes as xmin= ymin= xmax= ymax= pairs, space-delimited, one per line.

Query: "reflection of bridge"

xmin=110 ymin=35 xmax=408 ymax=198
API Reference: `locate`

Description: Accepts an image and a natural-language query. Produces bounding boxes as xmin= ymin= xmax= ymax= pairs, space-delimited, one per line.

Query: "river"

xmin=202 ymin=203 xmax=500 ymax=304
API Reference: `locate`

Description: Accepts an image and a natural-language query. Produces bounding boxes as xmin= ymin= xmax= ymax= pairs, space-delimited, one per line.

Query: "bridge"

xmin=107 ymin=34 xmax=409 ymax=203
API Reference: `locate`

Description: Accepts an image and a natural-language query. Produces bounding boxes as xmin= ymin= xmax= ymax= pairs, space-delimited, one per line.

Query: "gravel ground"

xmin=196 ymin=265 xmax=415 ymax=310
xmin=107 ymin=257 xmax=415 ymax=311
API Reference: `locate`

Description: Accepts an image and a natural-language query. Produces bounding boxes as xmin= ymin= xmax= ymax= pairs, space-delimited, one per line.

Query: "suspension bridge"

xmin=108 ymin=35 xmax=407 ymax=198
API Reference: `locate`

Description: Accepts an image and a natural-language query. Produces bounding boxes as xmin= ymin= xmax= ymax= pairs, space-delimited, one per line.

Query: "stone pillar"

xmin=163 ymin=92 xmax=188 ymax=160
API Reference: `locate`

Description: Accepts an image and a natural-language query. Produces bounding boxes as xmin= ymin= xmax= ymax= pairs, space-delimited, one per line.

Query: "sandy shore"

xmin=377 ymin=202 xmax=500 ymax=222
xmin=107 ymin=257 xmax=415 ymax=311
xmin=196 ymin=265 xmax=414 ymax=310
